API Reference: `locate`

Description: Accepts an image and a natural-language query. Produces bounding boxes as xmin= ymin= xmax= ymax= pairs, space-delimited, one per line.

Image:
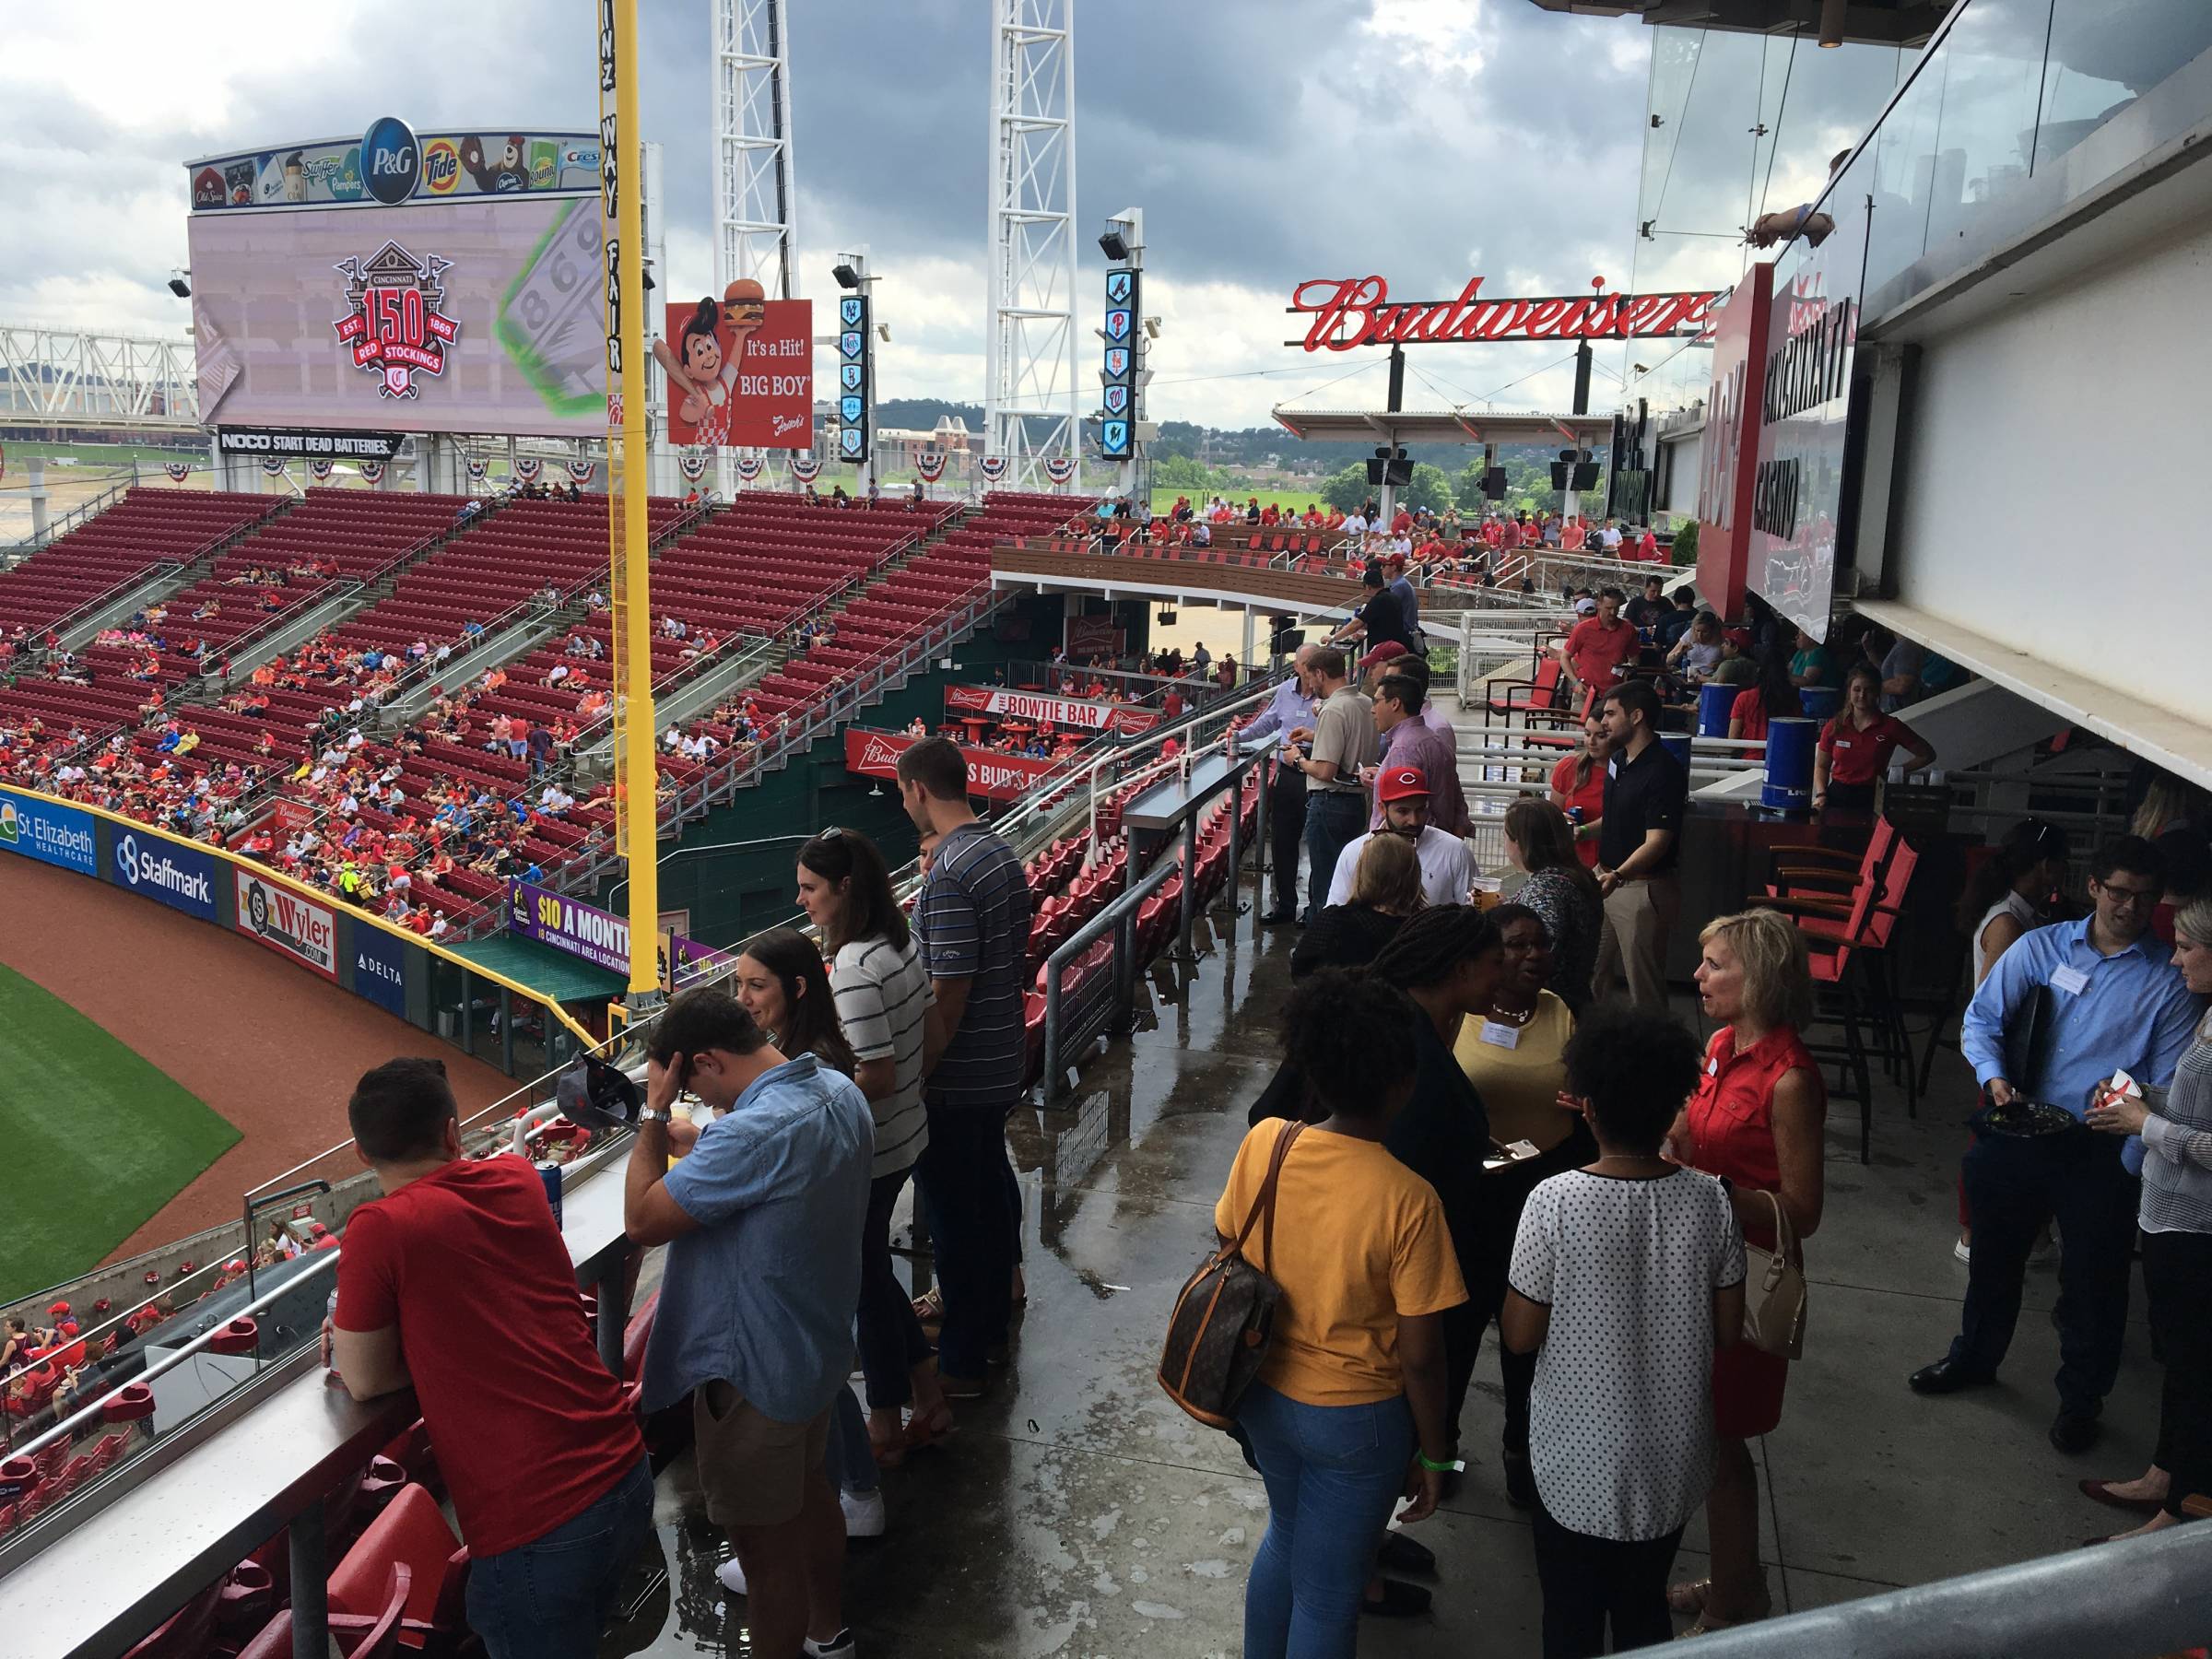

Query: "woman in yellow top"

xmin=1217 ymin=969 xmax=1467 ymax=1658
xmin=1453 ymin=901 xmax=1591 ymax=1510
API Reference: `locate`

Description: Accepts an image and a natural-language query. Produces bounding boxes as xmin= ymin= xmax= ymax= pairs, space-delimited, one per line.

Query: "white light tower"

xmin=984 ymin=0 xmax=1079 ymax=492
xmin=712 ymin=0 xmax=799 ymax=497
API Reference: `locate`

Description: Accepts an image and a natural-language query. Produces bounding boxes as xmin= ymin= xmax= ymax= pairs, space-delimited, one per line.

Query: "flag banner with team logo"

xmin=260 ymin=457 xmax=288 ymax=477
xmin=1043 ymin=456 xmax=1077 ymax=486
xmin=789 ymin=456 xmax=821 ymax=484
xmin=979 ymin=455 xmax=1009 ymax=482
xmin=165 ymin=462 xmax=193 ymax=483
xmin=309 ymin=459 xmax=335 ymax=481
xmin=568 ymin=460 xmax=595 ymax=486
xmin=734 ymin=453 xmax=764 ymax=481
xmin=915 ymin=451 xmax=947 ymax=483
xmin=514 ymin=457 xmax=542 ymax=481
xmin=678 ymin=452 xmax=710 ymax=482
xmin=465 ymin=456 xmax=488 ymax=480
xmin=359 ymin=461 xmax=385 ymax=484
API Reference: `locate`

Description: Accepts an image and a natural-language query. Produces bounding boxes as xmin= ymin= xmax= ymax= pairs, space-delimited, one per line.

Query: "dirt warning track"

xmin=0 ymin=854 xmax=518 ymax=1261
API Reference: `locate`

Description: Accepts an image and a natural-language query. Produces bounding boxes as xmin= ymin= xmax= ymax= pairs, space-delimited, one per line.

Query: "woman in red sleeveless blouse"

xmin=1666 ymin=909 xmax=1827 ymax=1636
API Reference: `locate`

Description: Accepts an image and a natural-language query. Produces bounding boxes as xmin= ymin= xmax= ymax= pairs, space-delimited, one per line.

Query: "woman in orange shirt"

xmin=1546 ymin=710 xmax=1610 ymax=866
xmin=1220 ymin=970 xmax=1465 ymax=1657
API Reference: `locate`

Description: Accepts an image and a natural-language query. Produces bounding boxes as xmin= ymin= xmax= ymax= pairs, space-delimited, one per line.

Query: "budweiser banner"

xmin=308 ymin=459 xmax=335 ymax=481
xmin=978 ymin=455 xmax=1009 ymax=482
xmin=465 ymin=455 xmax=488 ymax=480
xmin=568 ymin=459 xmax=595 ymax=485
xmin=1065 ymin=616 xmax=1124 ymax=659
xmin=359 ymin=460 xmax=385 ymax=485
xmin=267 ymin=798 xmax=318 ymax=832
xmin=789 ymin=455 xmax=821 ymax=484
xmin=733 ymin=453 xmax=764 ymax=481
xmin=843 ymin=726 xmax=1064 ymax=803
xmin=164 ymin=462 xmax=193 ymax=483
xmin=1043 ymin=455 xmax=1077 ymax=487
xmin=678 ymin=451 xmax=710 ymax=482
xmin=1288 ymin=274 xmax=1722 ymax=352
xmin=944 ymin=683 xmax=1159 ymax=736
xmin=915 ymin=450 xmax=947 ymax=483
xmin=260 ymin=457 xmax=288 ymax=477
xmin=514 ymin=456 xmax=542 ymax=482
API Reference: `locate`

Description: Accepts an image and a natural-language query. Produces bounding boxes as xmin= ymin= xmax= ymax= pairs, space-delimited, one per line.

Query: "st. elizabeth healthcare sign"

xmin=112 ymin=830 xmax=219 ymax=921
xmin=235 ymin=869 xmax=338 ymax=980
xmin=0 ymin=787 xmax=96 ymax=875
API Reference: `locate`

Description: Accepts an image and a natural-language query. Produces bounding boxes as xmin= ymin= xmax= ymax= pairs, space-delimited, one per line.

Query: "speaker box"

xmin=1482 ymin=467 xmax=1507 ymax=500
xmin=1571 ymin=462 xmax=1601 ymax=490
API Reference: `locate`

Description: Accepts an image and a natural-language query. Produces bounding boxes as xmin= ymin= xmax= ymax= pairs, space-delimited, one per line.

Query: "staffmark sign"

xmin=113 ymin=832 xmax=218 ymax=920
xmin=236 ymin=871 xmax=337 ymax=979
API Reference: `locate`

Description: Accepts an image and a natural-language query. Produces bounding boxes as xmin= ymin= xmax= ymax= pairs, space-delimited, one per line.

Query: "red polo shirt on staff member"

xmin=1818 ymin=712 xmax=1920 ymax=785
xmin=1562 ymin=617 xmax=1641 ymax=707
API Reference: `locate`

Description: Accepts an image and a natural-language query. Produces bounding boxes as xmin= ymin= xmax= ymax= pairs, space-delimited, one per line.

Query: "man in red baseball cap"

xmin=1323 ymin=764 xmax=1477 ymax=909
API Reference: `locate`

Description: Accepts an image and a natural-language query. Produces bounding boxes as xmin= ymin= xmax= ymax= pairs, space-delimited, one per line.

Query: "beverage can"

xmin=537 ymin=1160 xmax=565 ymax=1228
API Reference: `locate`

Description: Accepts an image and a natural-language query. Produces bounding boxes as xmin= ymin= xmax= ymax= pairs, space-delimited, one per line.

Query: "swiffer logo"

xmin=118 ymin=834 xmax=210 ymax=902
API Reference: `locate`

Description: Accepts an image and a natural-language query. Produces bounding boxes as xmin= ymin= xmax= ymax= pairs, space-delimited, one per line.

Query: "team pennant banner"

xmin=465 ymin=456 xmax=488 ymax=480
xmin=309 ymin=459 xmax=335 ymax=481
xmin=1043 ymin=456 xmax=1077 ymax=486
xmin=359 ymin=460 xmax=386 ymax=485
xmin=733 ymin=453 xmax=764 ymax=481
xmin=164 ymin=462 xmax=193 ymax=483
xmin=568 ymin=460 xmax=595 ymax=486
xmin=678 ymin=452 xmax=710 ymax=482
xmin=260 ymin=457 xmax=288 ymax=477
xmin=978 ymin=455 xmax=1009 ymax=482
xmin=915 ymin=451 xmax=947 ymax=484
xmin=514 ymin=457 xmax=542 ymax=482
xmin=788 ymin=455 xmax=821 ymax=484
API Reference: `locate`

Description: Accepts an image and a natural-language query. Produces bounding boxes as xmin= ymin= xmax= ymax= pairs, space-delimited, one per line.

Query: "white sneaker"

xmin=803 ymin=1630 xmax=857 ymax=1657
xmin=841 ymin=1487 xmax=886 ymax=1539
xmin=1953 ymin=1239 xmax=1971 ymax=1265
xmin=715 ymin=1554 xmax=749 ymax=1596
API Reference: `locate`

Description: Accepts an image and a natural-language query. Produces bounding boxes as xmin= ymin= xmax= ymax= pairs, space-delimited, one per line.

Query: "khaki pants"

xmin=1594 ymin=875 xmax=1680 ymax=1012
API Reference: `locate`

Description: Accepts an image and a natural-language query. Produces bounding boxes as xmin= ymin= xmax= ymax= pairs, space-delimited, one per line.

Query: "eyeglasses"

xmin=2093 ymin=879 xmax=2159 ymax=908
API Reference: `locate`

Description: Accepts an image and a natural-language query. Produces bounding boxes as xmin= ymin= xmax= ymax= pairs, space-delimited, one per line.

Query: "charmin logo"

xmin=116 ymin=834 xmax=213 ymax=905
xmin=361 ymin=115 xmax=420 ymax=206
xmin=332 ymin=241 xmax=461 ymax=400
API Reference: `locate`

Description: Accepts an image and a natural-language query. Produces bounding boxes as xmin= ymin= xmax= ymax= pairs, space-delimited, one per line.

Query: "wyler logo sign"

xmin=361 ymin=115 xmax=420 ymax=206
xmin=112 ymin=831 xmax=218 ymax=921
xmin=0 ymin=789 xmax=96 ymax=875
xmin=334 ymin=241 xmax=461 ymax=400
xmin=236 ymin=871 xmax=337 ymax=980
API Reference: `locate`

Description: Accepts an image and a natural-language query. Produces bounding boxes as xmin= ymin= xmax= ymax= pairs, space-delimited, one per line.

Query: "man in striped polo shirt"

xmin=897 ymin=736 xmax=1034 ymax=1397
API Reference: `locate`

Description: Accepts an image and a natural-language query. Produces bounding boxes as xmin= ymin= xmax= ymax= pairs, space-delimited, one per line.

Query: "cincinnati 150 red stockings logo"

xmin=333 ymin=240 xmax=461 ymax=399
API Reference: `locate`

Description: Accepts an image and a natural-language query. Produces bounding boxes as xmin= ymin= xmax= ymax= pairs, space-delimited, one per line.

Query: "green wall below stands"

xmin=597 ymin=593 xmax=1069 ymax=947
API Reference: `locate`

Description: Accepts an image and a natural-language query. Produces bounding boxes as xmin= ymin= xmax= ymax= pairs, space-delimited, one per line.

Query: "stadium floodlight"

xmin=167 ymin=271 xmax=191 ymax=299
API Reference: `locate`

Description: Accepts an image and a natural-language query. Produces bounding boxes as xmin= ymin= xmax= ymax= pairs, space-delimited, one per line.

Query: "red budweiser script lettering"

xmin=1288 ymin=276 xmax=1723 ymax=352
xmin=843 ymin=727 xmax=1064 ymax=803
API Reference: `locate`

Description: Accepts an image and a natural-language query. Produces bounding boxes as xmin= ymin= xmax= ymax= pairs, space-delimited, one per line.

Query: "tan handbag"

xmin=1741 ymin=1188 xmax=1806 ymax=1359
xmin=1159 ymin=1122 xmax=1304 ymax=1429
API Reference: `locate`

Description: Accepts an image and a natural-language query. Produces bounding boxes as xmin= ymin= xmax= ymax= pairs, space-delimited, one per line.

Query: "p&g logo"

xmin=361 ymin=115 xmax=420 ymax=206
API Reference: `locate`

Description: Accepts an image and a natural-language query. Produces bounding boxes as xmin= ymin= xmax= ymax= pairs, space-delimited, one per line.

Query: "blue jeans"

xmin=1238 ymin=1382 xmax=1414 ymax=1659
xmin=465 ymin=1454 xmax=653 ymax=1659
xmin=1301 ymin=792 xmax=1364 ymax=923
xmin=914 ymin=1102 xmax=1017 ymax=1378
xmin=827 ymin=1380 xmax=879 ymax=1496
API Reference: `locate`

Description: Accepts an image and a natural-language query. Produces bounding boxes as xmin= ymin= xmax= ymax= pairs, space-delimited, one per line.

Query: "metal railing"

xmin=1039 ymin=853 xmax=1181 ymax=1097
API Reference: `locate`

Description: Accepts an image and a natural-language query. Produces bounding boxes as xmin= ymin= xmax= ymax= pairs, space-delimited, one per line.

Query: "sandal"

xmin=867 ymin=1418 xmax=908 ymax=1469
xmin=1665 ymin=1580 xmax=1711 ymax=1616
xmin=912 ymin=1287 xmax=945 ymax=1328
xmin=1675 ymin=1583 xmax=1771 ymax=1638
xmin=904 ymin=1401 xmax=958 ymax=1452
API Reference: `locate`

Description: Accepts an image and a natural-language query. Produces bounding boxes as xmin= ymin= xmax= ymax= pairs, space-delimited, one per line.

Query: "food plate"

xmin=1977 ymin=1099 xmax=2079 ymax=1138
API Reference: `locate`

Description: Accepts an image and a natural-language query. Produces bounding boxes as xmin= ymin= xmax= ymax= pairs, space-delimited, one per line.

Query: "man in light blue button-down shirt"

xmin=1241 ymin=644 xmax=1317 ymax=923
xmin=1911 ymin=837 xmax=2203 ymax=1452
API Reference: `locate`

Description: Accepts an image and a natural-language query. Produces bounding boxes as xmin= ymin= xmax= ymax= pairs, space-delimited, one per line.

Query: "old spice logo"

xmin=858 ymin=735 xmax=903 ymax=771
xmin=1289 ymin=275 xmax=1721 ymax=352
xmin=333 ymin=241 xmax=462 ymax=399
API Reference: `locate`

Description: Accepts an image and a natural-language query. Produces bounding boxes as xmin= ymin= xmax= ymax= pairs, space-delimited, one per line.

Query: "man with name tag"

xmin=1911 ymin=836 xmax=2204 ymax=1453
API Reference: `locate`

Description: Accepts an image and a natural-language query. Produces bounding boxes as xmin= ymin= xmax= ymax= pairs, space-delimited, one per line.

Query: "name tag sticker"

xmin=1479 ymin=1019 xmax=1522 ymax=1050
xmin=2051 ymin=964 xmax=2089 ymax=996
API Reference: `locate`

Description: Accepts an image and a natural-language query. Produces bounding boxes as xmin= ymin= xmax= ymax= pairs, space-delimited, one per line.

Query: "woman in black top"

xmin=1502 ymin=797 xmax=1602 ymax=1014
xmin=1291 ymin=833 xmax=1422 ymax=979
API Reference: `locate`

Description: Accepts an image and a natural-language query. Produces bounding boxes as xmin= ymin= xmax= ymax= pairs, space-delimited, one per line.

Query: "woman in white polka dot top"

xmin=1502 ymin=1004 xmax=1746 ymax=1659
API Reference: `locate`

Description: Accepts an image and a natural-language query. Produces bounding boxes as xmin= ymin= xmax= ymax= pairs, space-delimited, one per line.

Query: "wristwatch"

xmin=638 ymin=1107 xmax=673 ymax=1125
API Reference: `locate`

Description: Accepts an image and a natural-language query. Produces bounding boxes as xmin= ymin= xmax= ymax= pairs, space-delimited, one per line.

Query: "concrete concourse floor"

xmin=601 ymin=866 xmax=2168 ymax=1658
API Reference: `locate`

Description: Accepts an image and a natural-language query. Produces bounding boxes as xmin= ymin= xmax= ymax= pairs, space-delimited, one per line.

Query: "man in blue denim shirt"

xmin=627 ymin=988 xmax=873 ymax=1659
xmin=1910 ymin=837 xmax=2202 ymax=1454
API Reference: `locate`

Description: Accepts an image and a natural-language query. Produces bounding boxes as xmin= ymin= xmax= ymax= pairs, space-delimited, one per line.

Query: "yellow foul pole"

xmin=598 ymin=0 xmax=657 ymax=998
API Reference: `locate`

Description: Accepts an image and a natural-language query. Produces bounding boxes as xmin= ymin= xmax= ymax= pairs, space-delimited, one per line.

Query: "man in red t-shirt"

xmin=331 ymin=1058 xmax=650 ymax=1659
xmin=1557 ymin=587 xmax=1642 ymax=715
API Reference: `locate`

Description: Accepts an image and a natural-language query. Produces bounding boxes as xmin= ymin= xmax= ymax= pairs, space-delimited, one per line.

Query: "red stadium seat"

xmin=236 ymin=1564 xmax=411 ymax=1659
xmin=327 ymin=1482 xmax=469 ymax=1645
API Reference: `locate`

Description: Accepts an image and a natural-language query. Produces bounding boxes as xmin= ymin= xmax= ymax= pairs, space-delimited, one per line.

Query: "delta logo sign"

xmin=333 ymin=241 xmax=462 ymax=399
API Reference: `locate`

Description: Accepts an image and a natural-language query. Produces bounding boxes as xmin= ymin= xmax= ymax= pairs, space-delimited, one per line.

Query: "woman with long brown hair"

xmin=1504 ymin=796 xmax=1602 ymax=1015
xmin=1546 ymin=709 xmax=1608 ymax=867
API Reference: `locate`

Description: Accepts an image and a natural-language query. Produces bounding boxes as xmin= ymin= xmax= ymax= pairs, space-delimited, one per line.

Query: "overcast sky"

xmin=0 ymin=0 xmax=1908 ymax=431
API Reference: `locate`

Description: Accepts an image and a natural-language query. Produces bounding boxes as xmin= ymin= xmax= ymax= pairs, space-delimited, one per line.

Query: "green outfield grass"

xmin=1147 ymin=486 xmax=1329 ymax=518
xmin=0 ymin=965 xmax=239 ymax=1300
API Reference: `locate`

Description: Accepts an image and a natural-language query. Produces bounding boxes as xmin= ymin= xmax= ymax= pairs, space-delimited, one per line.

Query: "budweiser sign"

xmin=945 ymin=683 xmax=1159 ymax=736
xmin=1288 ymin=276 xmax=1721 ymax=352
xmin=842 ymin=727 xmax=1064 ymax=803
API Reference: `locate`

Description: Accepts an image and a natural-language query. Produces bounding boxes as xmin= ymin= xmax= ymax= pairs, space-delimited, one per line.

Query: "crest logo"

xmin=1104 ymin=347 xmax=1130 ymax=379
xmin=840 ymin=331 xmax=863 ymax=359
xmin=1104 ymin=309 xmax=1132 ymax=342
xmin=333 ymin=241 xmax=461 ymax=400
xmin=1103 ymin=385 xmax=1128 ymax=416
xmin=840 ymin=298 xmax=865 ymax=327
xmin=840 ymin=394 xmax=865 ymax=424
xmin=841 ymin=364 xmax=864 ymax=391
xmin=1107 ymin=270 xmax=1133 ymax=305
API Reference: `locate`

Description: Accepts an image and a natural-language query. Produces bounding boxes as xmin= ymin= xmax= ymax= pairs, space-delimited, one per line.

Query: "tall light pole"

xmin=713 ymin=0 xmax=800 ymax=501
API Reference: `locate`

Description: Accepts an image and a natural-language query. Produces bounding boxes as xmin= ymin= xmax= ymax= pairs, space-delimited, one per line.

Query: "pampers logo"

xmin=115 ymin=833 xmax=215 ymax=913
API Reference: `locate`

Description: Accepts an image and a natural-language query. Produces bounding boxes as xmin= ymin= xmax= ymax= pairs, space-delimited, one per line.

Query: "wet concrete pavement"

xmin=604 ymin=868 xmax=2167 ymax=1657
